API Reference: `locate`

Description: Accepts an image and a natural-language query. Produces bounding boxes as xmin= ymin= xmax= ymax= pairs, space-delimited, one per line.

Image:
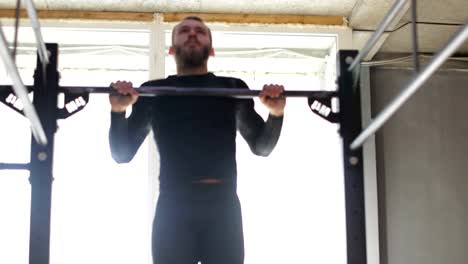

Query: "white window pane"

xmin=0 ymin=103 xmax=32 ymax=264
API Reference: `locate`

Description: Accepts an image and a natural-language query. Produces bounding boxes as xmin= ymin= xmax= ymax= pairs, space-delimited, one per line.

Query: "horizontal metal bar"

xmin=1 ymin=85 xmax=338 ymax=99
xmin=23 ymin=0 xmax=49 ymax=65
xmin=60 ymin=86 xmax=337 ymax=99
xmin=350 ymin=21 xmax=468 ymax=150
xmin=0 ymin=26 xmax=48 ymax=145
xmin=0 ymin=163 xmax=31 ymax=170
xmin=348 ymin=0 xmax=408 ymax=72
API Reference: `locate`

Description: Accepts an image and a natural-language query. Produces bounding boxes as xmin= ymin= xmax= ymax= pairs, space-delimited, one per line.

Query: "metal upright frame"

xmin=28 ymin=43 xmax=59 ymax=264
xmin=308 ymin=50 xmax=367 ymax=264
xmin=1 ymin=43 xmax=90 ymax=264
xmin=337 ymin=50 xmax=367 ymax=264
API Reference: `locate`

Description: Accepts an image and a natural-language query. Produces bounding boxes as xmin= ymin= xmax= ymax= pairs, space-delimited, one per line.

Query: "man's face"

xmin=172 ymin=19 xmax=212 ymax=68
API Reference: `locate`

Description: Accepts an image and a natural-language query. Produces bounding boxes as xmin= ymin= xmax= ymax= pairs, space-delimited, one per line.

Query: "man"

xmin=109 ymin=16 xmax=286 ymax=264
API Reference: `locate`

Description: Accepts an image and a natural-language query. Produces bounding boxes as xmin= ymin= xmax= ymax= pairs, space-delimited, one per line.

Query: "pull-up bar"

xmin=351 ymin=21 xmax=468 ymax=150
xmin=61 ymin=85 xmax=336 ymax=99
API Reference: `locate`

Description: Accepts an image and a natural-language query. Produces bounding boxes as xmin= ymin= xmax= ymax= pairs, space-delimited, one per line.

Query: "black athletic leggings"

xmin=152 ymin=185 xmax=244 ymax=264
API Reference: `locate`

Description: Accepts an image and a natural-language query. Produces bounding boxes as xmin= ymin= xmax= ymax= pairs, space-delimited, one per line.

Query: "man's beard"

xmin=174 ymin=44 xmax=211 ymax=68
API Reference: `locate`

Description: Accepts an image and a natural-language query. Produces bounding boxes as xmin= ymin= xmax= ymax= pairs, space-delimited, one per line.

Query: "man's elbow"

xmin=111 ymin=152 xmax=133 ymax=164
xmin=251 ymin=147 xmax=273 ymax=157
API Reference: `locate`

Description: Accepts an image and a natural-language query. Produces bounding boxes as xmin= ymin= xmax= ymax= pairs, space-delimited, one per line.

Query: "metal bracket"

xmin=0 ymin=86 xmax=28 ymax=116
xmin=57 ymin=92 xmax=89 ymax=119
xmin=308 ymin=96 xmax=339 ymax=123
xmin=0 ymin=162 xmax=31 ymax=170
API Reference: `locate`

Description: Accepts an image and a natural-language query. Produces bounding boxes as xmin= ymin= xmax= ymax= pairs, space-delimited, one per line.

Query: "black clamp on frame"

xmin=0 ymin=84 xmax=32 ymax=115
xmin=308 ymin=96 xmax=339 ymax=123
xmin=57 ymin=90 xmax=89 ymax=119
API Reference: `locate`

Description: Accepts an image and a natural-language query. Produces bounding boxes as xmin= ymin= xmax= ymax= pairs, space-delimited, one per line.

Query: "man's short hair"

xmin=171 ymin=16 xmax=212 ymax=45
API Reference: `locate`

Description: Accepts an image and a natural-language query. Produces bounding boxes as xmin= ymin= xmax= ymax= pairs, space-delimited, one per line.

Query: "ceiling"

xmin=0 ymin=0 xmax=467 ymax=60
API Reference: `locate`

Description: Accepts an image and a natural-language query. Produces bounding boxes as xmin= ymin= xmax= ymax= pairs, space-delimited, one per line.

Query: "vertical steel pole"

xmin=338 ymin=50 xmax=367 ymax=264
xmin=29 ymin=43 xmax=59 ymax=264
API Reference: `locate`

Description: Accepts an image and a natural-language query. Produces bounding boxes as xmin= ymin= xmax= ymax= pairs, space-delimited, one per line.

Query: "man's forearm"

xmin=250 ymin=114 xmax=283 ymax=156
xmin=109 ymin=112 xmax=133 ymax=163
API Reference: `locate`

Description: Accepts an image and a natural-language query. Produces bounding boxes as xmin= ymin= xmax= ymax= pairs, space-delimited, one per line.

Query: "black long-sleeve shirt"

xmin=109 ymin=73 xmax=283 ymax=192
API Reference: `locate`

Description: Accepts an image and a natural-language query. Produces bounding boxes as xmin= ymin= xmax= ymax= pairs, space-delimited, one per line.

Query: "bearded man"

xmin=109 ymin=16 xmax=286 ymax=264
